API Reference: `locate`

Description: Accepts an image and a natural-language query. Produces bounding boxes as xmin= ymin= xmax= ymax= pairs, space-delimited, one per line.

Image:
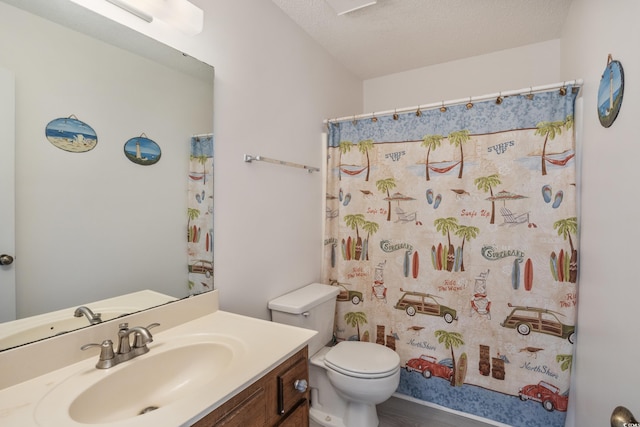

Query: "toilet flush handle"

xmin=294 ymin=379 xmax=308 ymax=393
xmin=301 ymin=312 xmax=310 ymax=317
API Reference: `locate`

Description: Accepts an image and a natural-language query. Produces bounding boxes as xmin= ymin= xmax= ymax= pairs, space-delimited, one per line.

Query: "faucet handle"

xmin=81 ymin=339 xmax=115 ymax=366
xmin=133 ymin=323 xmax=161 ymax=348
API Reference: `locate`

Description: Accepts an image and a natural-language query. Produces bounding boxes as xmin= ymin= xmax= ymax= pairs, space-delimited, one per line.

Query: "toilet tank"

xmin=268 ymin=283 xmax=339 ymax=356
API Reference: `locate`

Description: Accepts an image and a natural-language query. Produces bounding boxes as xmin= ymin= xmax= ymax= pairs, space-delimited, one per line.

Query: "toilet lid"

xmin=324 ymin=341 xmax=400 ymax=378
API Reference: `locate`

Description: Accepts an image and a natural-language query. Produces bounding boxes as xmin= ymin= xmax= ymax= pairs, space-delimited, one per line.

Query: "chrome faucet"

xmin=73 ymin=306 xmax=102 ymax=325
xmin=81 ymin=322 xmax=160 ymax=369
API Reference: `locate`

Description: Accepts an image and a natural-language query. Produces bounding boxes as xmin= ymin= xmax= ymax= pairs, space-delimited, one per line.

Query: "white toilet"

xmin=269 ymin=283 xmax=400 ymax=427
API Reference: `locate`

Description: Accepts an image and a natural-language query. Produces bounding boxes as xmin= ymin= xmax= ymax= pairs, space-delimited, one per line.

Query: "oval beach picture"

xmin=45 ymin=116 xmax=97 ymax=153
xmin=597 ymin=60 xmax=624 ymax=128
xmin=123 ymin=135 xmax=161 ymax=166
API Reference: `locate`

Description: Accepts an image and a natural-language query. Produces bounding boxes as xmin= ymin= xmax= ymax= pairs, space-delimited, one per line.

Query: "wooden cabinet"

xmin=192 ymin=346 xmax=309 ymax=427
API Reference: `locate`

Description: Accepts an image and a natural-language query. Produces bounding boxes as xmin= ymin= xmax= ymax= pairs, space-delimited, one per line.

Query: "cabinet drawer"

xmin=193 ymin=386 xmax=266 ymax=427
xmin=277 ymin=357 xmax=309 ymax=416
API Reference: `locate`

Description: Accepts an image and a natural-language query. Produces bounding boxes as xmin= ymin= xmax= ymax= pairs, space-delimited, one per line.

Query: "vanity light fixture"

xmin=72 ymin=0 xmax=204 ymax=36
xmin=105 ymin=0 xmax=152 ymax=22
xmin=325 ymin=0 xmax=377 ymax=16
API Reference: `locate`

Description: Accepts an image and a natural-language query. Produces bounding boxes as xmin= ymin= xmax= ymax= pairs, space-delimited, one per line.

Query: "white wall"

xmin=561 ymin=1 xmax=640 ymax=426
xmin=79 ymin=0 xmax=364 ymax=319
xmin=364 ymin=39 xmax=562 ymax=112
xmin=202 ymin=1 xmax=361 ymax=319
xmin=0 ymin=3 xmax=212 ymax=317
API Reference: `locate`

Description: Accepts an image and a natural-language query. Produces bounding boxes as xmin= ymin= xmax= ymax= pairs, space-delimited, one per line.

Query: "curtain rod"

xmin=192 ymin=133 xmax=213 ymax=138
xmin=243 ymin=154 xmax=320 ymax=173
xmin=324 ymin=79 xmax=583 ymax=124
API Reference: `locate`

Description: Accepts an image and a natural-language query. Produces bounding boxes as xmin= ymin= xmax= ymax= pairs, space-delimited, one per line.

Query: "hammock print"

xmin=340 ymin=165 xmax=368 ymax=176
xmin=543 ymin=152 xmax=575 ymax=167
xmin=428 ymin=160 xmax=461 ymax=174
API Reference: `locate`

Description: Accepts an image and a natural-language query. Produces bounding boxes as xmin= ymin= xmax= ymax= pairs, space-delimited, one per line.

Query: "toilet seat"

xmin=324 ymin=341 xmax=400 ymax=379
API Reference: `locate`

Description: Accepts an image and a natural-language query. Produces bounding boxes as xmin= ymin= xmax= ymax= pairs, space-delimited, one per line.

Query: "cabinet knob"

xmin=294 ymin=379 xmax=308 ymax=393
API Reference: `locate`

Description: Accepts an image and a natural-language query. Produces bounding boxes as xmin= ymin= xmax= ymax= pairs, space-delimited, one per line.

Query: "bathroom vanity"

xmin=193 ymin=346 xmax=309 ymax=426
xmin=0 ymin=291 xmax=316 ymax=426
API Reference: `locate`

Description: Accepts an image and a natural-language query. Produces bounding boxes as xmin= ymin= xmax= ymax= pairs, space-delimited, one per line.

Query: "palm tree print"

xmin=191 ymin=154 xmax=209 ymax=183
xmin=556 ymin=354 xmax=573 ymax=372
xmin=474 ymin=174 xmax=502 ymax=224
xmin=358 ymin=139 xmax=374 ymax=181
xmin=448 ymin=130 xmax=470 ymax=179
xmin=535 ymin=120 xmax=565 ymax=176
xmin=362 ymin=220 xmax=379 ymax=261
xmin=454 ymin=225 xmax=480 ymax=272
xmin=554 ymin=217 xmax=578 ymax=283
xmin=434 ymin=217 xmax=459 ymax=271
xmin=435 ymin=330 xmax=465 ymax=386
xmin=344 ymin=311 xmax=368 ymax=341
xmin=344 ymin=214 xmax=365 ymax=260
xmin=338 ymin=141 xmax=354 ymax=181
xmin=376 ymin=177 xmax=397 ymax=222
xmin=421 ymin=134 xmax=444 ymax=181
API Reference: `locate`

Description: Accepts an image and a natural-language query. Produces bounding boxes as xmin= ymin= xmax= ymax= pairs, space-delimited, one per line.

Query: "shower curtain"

xmin=322 ymin=85 xmax=579 ymax=427
xmin=188 ymin=134 xmax=214 ymax=294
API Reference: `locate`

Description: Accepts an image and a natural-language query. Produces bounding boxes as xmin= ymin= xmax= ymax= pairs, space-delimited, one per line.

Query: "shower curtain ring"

xmin=559 ymin=83 xmax=567 ymax=96
xmin=371 ymin=113 xmax=378 ymax=123
xmin=466 ymin=97 xmax=473 ymax=109
xmin=352 ymin=116 xmax=357 ymax=126
xmin=496 ymin=93 xmax=503 ymax=104
xmin=439 ymin=102 xmax=447 ymax=113
xmin=415 ymin=107 xmax=422 ymax=117
xmin=393 ymin=109 xmax=399 ymax=120
xmin=526 ymin=87 xmax=534 ymax=100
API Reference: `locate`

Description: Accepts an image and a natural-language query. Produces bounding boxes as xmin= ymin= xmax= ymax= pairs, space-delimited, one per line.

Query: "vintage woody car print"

xmin=394 ymin=290 xmax=458 ymax=323
xmin=188 ymin=260 xmax=213 ymax=278
xmin=500 ymin=303 xmax=575 ymax=343
xmin=329 ymin=280 xmax=363 ymax=305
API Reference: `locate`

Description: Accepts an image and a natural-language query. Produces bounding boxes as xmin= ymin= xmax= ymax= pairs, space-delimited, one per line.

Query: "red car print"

xmin=405 ymin=355 xmax=453 ymax=381
xmin=519 ymin=381 xmax=569 ymax=412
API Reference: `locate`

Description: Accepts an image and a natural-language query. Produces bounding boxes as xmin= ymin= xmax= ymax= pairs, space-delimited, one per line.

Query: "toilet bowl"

xmin=311 ymin=341 xmax=400 ymax=427
xmin=268 ymin=283 xmax=400 ymax=427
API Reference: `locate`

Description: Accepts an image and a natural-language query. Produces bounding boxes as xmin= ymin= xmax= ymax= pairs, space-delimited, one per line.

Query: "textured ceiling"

xmin=272 ymin=0 xmax=574 ymax=79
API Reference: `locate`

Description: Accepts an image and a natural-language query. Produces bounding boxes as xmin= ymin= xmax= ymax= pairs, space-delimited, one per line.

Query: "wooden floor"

xmin=377 ymin=397 xmax=495 ymax=427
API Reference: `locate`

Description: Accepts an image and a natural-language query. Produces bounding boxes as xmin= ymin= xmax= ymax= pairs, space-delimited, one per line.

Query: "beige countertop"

xmin=0 ymin=298 xmax=316 ymax=426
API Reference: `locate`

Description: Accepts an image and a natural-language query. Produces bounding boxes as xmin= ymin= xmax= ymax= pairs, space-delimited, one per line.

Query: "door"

xmin=0 ymin=67 xmax=16 ymax=322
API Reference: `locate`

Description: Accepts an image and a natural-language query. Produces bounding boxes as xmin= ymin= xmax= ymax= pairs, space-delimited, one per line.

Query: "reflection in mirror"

xmin=0 ymin=0 xmax=214 ymax=350
xmin=0 ymin=290 xmax=177 ymax=350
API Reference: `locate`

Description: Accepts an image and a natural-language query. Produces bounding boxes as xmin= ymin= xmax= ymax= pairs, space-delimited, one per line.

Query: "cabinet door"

xmin=277 ymin=399 xmax=309 ymax=427
xmin=277 ymin=357 xmax=309 ymax=416
xmin=193 ymin=386 xmax=266 ymax=427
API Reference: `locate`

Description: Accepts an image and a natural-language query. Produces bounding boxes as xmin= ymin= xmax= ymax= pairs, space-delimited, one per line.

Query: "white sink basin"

xmin=34 ymin=334 xmax=245 ymax=426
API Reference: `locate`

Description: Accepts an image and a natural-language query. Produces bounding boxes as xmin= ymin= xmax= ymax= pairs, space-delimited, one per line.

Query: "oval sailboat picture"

xmin=45 ymin=115 xmax=97 ymax=153
xmin=123 ymin=134 xmax=161 ymax=166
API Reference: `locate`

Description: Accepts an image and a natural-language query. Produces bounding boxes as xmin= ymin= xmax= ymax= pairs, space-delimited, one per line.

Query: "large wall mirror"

xmin=0 ymin=0 xmax=214 ymax=350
